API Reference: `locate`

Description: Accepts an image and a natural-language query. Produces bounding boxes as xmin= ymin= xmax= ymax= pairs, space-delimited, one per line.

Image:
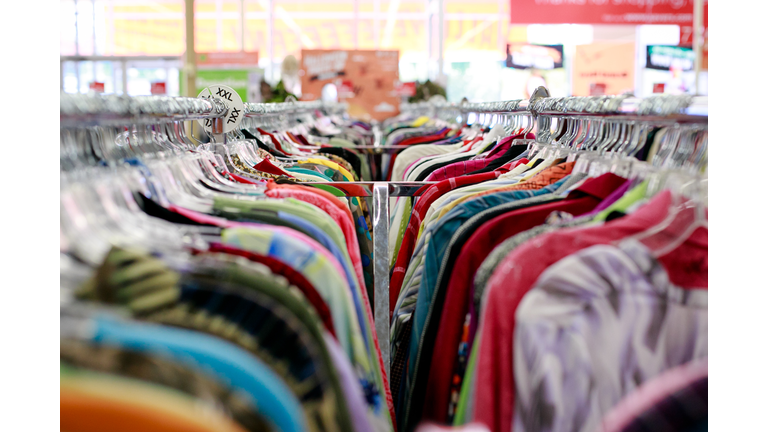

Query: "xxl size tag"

xmin=197 ymin=85 xmax=245 ymax=135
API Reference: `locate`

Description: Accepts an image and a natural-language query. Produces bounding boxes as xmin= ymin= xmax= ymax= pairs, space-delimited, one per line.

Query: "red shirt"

xmin=254 ymin=158 xmax=294 ymax=177
xmin=398 ymin=128 xmax=453 ymax=147
xmin=257 ymin=127 xmax=289 ymax=155
xmin=472 ymin=190 xmax=708 ymax=432
xmin=229 ymin=173 xmax=262 ymax=185
xmin=421 ymin=173 xmax=626 ymax=423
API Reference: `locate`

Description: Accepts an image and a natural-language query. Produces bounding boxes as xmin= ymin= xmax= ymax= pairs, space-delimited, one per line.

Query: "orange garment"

xmin=61 ymin=377 xmax=249 ymax=432
xmin=475 ymin=161 xmax=575 ymax=197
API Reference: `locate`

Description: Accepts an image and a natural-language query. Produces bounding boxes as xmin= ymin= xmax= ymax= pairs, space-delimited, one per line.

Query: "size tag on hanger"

xmin=197 ymin=84 xmax=245 ymax=142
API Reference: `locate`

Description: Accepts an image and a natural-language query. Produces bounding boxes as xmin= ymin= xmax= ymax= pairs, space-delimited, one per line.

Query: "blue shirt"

xmin=91 ymin=314 xmax=307 ymax=432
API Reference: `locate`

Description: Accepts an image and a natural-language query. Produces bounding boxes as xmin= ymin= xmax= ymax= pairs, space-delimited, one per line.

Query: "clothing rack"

xmin=60 ymin=88 xmax=707 ymax=381
xmin=60 ymin=92 xmax=348 ymax=127
xmin=399 ymin=90 xmax=707 ymax=121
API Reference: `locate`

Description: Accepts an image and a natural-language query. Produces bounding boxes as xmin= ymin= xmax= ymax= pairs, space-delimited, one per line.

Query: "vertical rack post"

xmin=437 ymin=0 xmax=444 ymax=80
xmin=693 ymin=0 xmax=704 ymax=95
xmin=427 ymin=0 xmax=433 ymax=77
xmin=240 ymin=0 xmax=246 ymax=52
xmin=267 ymin=0 xmax=274 ymax=83
xmin=184 ymin=0 xmax=197 ymax=97
xmin=121 ymin=59 xmax=128 ymax=95
xmin=372 ymin=182 xmax=391 ymax=379
xmin=374 ymin=0 xmax=381 ymax=48
xmin=353 ymin=0 xmax=359 ymax=49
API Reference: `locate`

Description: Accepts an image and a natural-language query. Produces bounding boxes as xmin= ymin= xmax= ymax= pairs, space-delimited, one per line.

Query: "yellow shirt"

xmin=303 ymin=158 xmax=356 ymax=182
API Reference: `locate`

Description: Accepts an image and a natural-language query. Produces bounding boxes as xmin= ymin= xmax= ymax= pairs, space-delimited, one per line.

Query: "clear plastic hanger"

xmin=572 ymin=118 xmax=613 ymax=175
xmin=624 ymin=171 xmax=707 ymax=258
xmin=61 ymin=168 xmax=207 ymax=267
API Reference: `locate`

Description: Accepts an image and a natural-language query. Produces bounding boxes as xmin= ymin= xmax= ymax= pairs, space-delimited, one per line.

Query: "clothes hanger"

xmin=61 ymin=168 xmax=189 ymax=267
xmin=120 ymin=123 xmax=224 ymax=210
xmin=572 ymin=117 xmax=612 ymax=175
xmin=624 ymin=171 xmax=707 ymax=258
xmin=683 ymin=128 xmax=708 ymax=173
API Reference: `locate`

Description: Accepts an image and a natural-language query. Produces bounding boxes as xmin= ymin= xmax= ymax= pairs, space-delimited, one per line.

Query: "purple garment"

xmin=582 ymin=179 xmax=632 ymax=217
xmin=600 ymin=358 xmax=708 ymax=432
xmin=323 ymin=333 xmax=376 ymax=432
xmin=513 ymin=240 xmax=708 ymax=432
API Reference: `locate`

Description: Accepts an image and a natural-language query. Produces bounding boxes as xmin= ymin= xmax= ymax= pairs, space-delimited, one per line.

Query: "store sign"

xmin=679 ymin=25 xmax=707 ymax=46
xmin=510 ymin=0 xmax=707 ymax=25
xmin=572 ymin=43 xmax=635 ymax=97
xmin=300 ymin=50 xmax=400 ymax=121
xmin=150 ymin=82 xmax=166 ymax=95
xmin=646 ymin=45 xmax=695 ymax=71
xmin=679 ymin=1 xmax=708 ymax=44
xmin=505 ymin=43 xmax=564 ymax=70
xmin=89 ymin=82 xmax=105 ymax=93
xmin=180 ymin=69 xmax=264 ymax=102
xmin=679 ymin=9 xmax=708 ymax=71
xmin=197 ymin=51 xmax=259 ymax=68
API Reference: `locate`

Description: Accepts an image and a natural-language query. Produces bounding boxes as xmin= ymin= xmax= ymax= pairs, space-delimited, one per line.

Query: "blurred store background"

xmin=60 ymin=0 xmax=707 ymax=121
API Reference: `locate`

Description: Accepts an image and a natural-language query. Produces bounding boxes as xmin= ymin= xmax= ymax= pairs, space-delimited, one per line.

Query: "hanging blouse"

xmin=472 ymin=190 xmax=708 ymax=432
xmin=513 ymin=240 xmax=707 ymax=432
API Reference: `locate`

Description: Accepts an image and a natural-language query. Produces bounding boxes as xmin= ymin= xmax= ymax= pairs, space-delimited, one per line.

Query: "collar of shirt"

xmin=498 ymin=157 xmax=529 ymax=173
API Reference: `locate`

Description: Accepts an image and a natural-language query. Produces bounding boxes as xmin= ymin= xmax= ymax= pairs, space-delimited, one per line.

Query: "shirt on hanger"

xmin=436 ymin=162 xmax=575 ymax=219
xmin=472 ymin=190 xmax=708 ymax=432
xmin=513 ymin=240 xmax=707 ymax=432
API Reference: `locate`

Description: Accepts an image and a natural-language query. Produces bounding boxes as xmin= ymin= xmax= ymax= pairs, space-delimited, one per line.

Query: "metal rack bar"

xmin=244 ymin=100 xmax=348 ymax=117
xmin=399 ymin=91 xmax=708 ymax=121
xmin=533 ymin=95 xmax=708 ymax=122
xmin=60 ymin=93 xmax=229 ymax=127
xmin=60 ymin=92 xmax=348 ymax=127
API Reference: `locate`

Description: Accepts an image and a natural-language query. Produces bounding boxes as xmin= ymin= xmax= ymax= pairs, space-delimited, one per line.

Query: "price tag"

xmin=197 ymin=84 xmax=245 ymax=135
